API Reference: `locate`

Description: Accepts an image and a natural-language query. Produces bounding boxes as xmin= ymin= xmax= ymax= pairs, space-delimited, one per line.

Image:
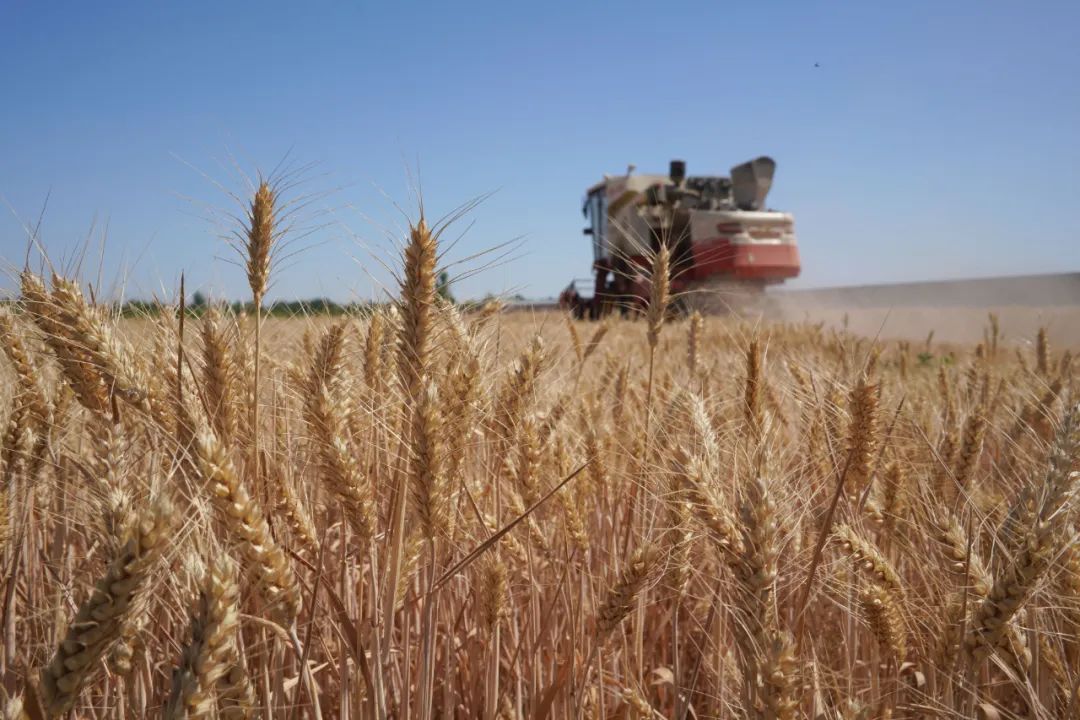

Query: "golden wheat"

xmin=1 ymin=198 xmax=1077 ymax=718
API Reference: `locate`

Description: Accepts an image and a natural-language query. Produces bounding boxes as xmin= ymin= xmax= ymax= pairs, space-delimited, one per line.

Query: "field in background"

xmin=515 ymin=273 xmax=1080 ymax=348
xmin=767 ymin=272 xmax=1080 ymax=347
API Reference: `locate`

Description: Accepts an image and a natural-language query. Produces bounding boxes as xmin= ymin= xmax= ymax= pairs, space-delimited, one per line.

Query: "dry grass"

xmin=0 ymin=198 xmax=1078 ymax=719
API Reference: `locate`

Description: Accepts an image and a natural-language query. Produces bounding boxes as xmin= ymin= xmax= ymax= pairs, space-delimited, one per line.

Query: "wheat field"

xmin=0 ymin=184 xmax=1078 ymax=719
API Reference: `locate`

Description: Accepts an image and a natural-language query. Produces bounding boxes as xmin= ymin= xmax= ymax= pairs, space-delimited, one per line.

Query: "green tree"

xmin=436 ymin=271 xmax=455 ymax=304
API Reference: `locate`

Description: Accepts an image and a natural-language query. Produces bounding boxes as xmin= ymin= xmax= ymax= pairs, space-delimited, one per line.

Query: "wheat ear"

xmin=411 ymin=378 xmax=449 ymax=541
xmin=687 ymin=310 xmax=703 ymax=378
xmin=303 ymin=324 xmax=375 ymax=547
xmin=594 ymin=545 xmax=661 ymax=640
xmin=40 ymin=496 xmax=172 ymax=717
xmin=861 ymin=583 xmax=907 ymax=663
xmin=646 ymin=245 xmax=670 ymax=351
xmin=165 ymin=554 xmax=243 ymax=719
xmin=833 ymin=524 xmax=905 ymax=601
xmin=21 ymin=271 xmax=110 ymax=415
xmin=845 ymin=371 xmax=880 ymax=495
xmin=193 ymin=433 xmax=301 ymax=624
xmin=200 ymin=307 xmax=237 ymax=445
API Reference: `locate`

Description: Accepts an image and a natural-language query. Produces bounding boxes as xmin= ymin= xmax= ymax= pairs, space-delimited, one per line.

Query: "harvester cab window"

xmin=584 ymin=190 xmax=608 ymax=262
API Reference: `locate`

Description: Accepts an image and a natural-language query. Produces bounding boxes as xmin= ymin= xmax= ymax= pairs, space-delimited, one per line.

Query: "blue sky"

xmin=2 ymin=1 xmax=1078 ymax=303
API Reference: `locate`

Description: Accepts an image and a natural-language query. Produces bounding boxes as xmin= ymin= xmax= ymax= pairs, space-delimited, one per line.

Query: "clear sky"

xmin=2 ymin=1 xmax=1078 ymax=303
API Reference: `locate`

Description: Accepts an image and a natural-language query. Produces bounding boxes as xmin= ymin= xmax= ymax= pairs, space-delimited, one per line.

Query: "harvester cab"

xmin=564 ymin=157 xmax=800 ymax=318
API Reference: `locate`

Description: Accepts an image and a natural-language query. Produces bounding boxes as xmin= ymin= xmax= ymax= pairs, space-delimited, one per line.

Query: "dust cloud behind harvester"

xmin=765 ymin=272 xmax=1080 ymax=346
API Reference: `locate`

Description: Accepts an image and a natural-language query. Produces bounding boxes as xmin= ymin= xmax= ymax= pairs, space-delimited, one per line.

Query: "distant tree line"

xmin=111 ymin=271 xmax=462 ymax=317
xmin=2 ymin=272 xmax=538 ymax=318
xmin=118 ymin=295 xmax=381 ymax=318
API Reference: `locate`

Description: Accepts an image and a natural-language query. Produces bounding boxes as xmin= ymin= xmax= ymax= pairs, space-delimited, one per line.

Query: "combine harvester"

xmin=560 ymin=157 xmax=800 ymax=318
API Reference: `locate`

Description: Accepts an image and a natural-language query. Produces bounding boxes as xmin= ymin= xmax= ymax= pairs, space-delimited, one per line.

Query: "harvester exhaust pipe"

xmin=669 ymin=159 xmax=686 ymax=185
xmin=730 ymin=156 xmax=776 ymax=211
